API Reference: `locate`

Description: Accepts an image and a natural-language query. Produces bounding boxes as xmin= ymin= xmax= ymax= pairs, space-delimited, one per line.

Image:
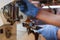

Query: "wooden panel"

xmin=17 ymin=32 xmax=46 ymax=40
xmin=0 ymin=24 xmax=16 ymax=40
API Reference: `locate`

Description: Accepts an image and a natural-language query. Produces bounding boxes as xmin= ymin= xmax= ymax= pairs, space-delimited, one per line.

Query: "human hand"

xmin=37 ymin=25 xmax=59 ymax=40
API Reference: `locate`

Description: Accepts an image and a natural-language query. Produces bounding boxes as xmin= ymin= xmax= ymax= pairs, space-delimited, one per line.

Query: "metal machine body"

xmin=3 ymin=0 xmax=27 ymax=25
xmin=0 ymin=0 xmax=27 ymax=40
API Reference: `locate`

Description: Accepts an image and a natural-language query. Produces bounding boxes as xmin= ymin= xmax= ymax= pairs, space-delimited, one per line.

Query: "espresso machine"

xmin=0 ymin=0 xmax=45 ymax=40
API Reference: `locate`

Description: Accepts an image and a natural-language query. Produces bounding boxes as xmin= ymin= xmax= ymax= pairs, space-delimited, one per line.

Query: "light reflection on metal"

xmin=0 ymin=0 xmax=14 ymax=9
xmin=42 ymin=5 xmax=60 ymax=9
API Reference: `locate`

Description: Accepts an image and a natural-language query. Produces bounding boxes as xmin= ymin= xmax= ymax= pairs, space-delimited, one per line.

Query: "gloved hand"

xmin=19 ymin=0 xmax=39 ymax=17
xmin=37 ymin=25 xmax=59 ymax=40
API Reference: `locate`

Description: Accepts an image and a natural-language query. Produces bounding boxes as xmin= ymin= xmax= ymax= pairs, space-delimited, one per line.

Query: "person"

xmin=19 ymin=0 xmax=60 ymax=40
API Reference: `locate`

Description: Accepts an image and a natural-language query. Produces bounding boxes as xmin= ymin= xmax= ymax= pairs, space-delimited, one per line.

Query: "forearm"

xmin=19 ymin=0 xmax=60 ymax=27
xmin=36 ymin=10 xmax=60 ymax=27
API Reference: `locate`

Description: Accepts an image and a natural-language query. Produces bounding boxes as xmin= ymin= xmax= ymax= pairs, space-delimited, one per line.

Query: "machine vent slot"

xmin=0 ymin=29 xmax=3 ymax=34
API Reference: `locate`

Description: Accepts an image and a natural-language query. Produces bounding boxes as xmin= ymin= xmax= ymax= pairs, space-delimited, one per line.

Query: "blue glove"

xmin=19 ymin=0 xmax=39 ymax=17
xmin=37 ymin=25 xmax=59 ymax=40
